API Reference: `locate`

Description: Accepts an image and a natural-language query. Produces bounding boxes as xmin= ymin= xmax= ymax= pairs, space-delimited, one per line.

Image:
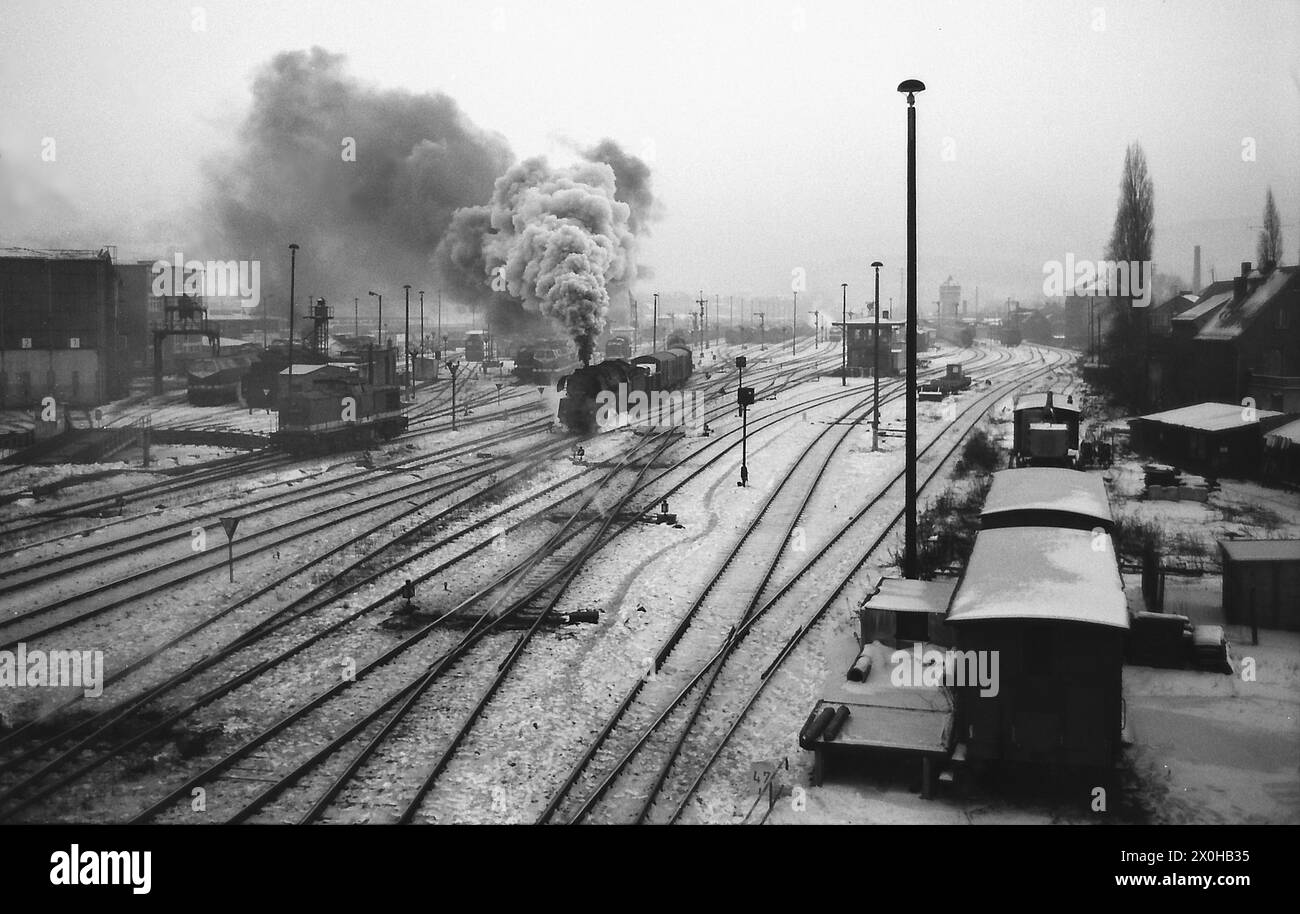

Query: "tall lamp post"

xmin=419 ymin=290 xmax=426 ymax=380
xmin=898 ymin=78 xmax=925 ymax=580
xmin=840 ymin=283 xmax=848 ymax=386
xmin=437 ymin=291 xmax=443 ymax=361
xmin=652 ymin=292 xmax=659 ymax=352
xmin=872 ymin=261 xmax=883 ymax=450
xmin=403 ymin=284 xmax=412 ymax=400
xmin=288 ymin=243 xmax=299 ymax=406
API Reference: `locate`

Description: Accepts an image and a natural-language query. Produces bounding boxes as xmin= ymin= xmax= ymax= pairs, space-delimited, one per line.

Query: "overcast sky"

xmin=2 ymin=0 xmax=1297 ymax=321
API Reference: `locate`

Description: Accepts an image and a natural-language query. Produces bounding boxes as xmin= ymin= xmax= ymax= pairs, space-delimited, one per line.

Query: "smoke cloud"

xmin=436 ymin=143 xmax=655 ymax=361
xmin=203 ymin=47 xmax=513 ymax=304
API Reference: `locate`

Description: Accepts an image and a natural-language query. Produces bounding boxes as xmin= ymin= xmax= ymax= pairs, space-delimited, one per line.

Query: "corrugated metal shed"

xmin=981 ymin=468 xmax=1112 ymax=528
xmin=1137 ymin=401 xmax=1283 ymax=432
xmin=947 ymin=526 xmax=1128 ymax=629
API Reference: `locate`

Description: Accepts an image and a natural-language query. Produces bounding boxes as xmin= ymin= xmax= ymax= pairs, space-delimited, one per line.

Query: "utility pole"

xmin=437 ymin=290 xmax=442 ymax=360
xmin=755 ymin=311 xmax=766 ymax=350
xmin=368 ymin=290 xmax=383 ymax=348
xmin=419 ymin=290 xmax=425 ymax=379
xmin=354 ymin=296 xmax=359 ymax=337
xmin=898 ymin=78 xmax=925 ymax=580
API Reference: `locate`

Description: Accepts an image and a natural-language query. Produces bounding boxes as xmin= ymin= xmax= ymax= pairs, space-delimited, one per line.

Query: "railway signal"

xmin=447 ymin=360 xmax=461 ymax=431
xmin=218 ymin=516 xmax=241 ymax=582
xmin=736 ymin=355 xmax=752 ymax=487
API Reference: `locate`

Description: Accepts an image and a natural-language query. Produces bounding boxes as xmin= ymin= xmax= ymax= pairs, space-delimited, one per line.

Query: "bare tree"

xmin=1257 ymin=187 xmax=1283 ymax=266
xmin=1101 ymin=142 xmax=1155 ymax=408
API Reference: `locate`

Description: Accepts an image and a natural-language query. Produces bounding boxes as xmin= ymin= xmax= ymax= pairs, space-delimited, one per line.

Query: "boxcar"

xmin=631 ymin=346 xmax=694 ymax=391
xmin=947 ymin=526 xmax=1128 ymax=771
xmin=980 ymin=467 xmax=1113 ymax=533
xmin=1012 ymin=391 xmax=1081 ymax=467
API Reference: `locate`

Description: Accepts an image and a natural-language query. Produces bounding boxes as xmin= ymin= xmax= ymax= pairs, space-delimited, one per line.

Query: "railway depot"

xmin=0 ymin=7 xmax=1294 ymax=873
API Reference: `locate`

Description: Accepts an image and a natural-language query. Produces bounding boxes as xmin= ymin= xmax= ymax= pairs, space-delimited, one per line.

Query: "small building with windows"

xmin=1129 ymin=401 xmax=1288 ymax=476
xmin=832 ymin=317 xmax=908 ymax=377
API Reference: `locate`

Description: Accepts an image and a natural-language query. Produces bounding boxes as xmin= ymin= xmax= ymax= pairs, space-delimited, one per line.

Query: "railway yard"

xmin=4 ymin=335 xmax=1291 ymax=827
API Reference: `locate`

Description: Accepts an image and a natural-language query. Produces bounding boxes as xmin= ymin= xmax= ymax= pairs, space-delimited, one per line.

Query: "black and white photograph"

xmin=0 ymin=0 xmax=1294 ymax=892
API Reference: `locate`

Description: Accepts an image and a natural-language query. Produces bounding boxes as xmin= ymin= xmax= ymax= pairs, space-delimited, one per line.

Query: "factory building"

xmin=0 ymin=248 xmax=135 ymax=408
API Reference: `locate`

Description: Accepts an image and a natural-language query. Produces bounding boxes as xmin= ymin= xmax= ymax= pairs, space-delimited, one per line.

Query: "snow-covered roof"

xmin=1219 ymin=539 xmax=1300 ymax=563
xmin=1171 ymin=289 xmax=1231 ymax=325
xmin=948 ymin=527 xmax=1128 ymax=629
xmin=863 ymin=578 xmax=957 ymax=615
xmin=1196 ymin=267 xmax=1299 ymax=341
xmin=981 ymin=468 xmax=1112 ymax=528
xmin=832 ymin=318 xmax=908 ymax=327
xmin=1265 ymin=418 xmax=1300 ymax=447
xmin=1013 ymin=391 xmax=1081 ymax=414
xmin=1136 ymin=401 xmax=1282 ymax=432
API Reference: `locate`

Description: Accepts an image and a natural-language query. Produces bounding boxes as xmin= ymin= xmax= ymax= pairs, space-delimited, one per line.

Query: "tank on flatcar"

xmin=1012 ymin=391 xmax=1081 ymax=467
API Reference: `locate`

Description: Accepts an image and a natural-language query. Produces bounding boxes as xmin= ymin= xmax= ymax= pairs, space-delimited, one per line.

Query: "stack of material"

xmin=1191 ymin=625 xmax=1232 ymax=674
xmin=1128 ymin=612 xmax=1193 ymax=668
xmin=1143 ymin=464 xmax=1180 ymax=487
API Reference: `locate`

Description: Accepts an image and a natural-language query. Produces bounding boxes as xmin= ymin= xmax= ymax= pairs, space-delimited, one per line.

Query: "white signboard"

xmin=21 ymin=337 xmax=32 ymax=349
xmin=69 ymin=337 xmax=81 ymax=349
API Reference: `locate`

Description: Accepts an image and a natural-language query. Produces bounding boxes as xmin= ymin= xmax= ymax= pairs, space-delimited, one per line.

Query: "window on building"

xmin=1278 ymin=307 xmax=1289 ymax=331
xmin=1265 ymin=349 xmax=1283 ymax=376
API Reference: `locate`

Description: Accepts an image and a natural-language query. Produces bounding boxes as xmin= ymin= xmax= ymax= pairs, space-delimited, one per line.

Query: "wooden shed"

xmin=1218 ymin=539 xmax=1300 ymax=632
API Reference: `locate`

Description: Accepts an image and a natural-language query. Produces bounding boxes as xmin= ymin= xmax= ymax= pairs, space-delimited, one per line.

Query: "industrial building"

xmin=0 ymin=248 xmax=135 ymax=408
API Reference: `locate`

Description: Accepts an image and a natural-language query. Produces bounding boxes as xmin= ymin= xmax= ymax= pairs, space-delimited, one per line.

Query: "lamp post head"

xmin=289 ymin=243 xmax=299 ymax=252
xmin=403 ymin=283 xmax=411 ymax=291
xmin=871 ymin=261 xmax=883 ymax=270
xmin=897 ymin=79 xmax=925 ymax=104
xmin=368 ymin=290 xmax=379 ymax=298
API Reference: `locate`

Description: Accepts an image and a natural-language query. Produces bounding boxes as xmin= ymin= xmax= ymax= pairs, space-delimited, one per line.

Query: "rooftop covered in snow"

xmin=1135 ymin=401 xmax=1283 ymax=433
xmin=947 ymin=526 xmax=1128 ymax=629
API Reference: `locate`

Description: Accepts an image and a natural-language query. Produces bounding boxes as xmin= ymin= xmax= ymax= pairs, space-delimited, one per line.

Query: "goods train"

xmin=1011 ymin=390 xmax=1081 ymax=468
xmin=557 ymin=346 xmax=695 ymax=434
xmin=271 ymin=348 xmax=407 ymax=454
xmin=802 ymin=467 xmax=1129 ymax=790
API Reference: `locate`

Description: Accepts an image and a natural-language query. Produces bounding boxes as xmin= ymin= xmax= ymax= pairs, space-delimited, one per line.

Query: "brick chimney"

xmin=1234 ymin=261 xmax=1251 ymax=300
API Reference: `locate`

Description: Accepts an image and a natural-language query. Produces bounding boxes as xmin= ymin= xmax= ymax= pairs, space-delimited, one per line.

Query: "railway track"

xmin=536 ymin=348 xmax=1064 ymax=823
xmin=0 ymin=343 xmax=1012 ymax=823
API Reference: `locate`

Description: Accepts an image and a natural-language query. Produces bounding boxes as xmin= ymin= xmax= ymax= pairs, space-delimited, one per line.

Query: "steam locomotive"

xmin=557 ymin=346 xmax=695 ymax=434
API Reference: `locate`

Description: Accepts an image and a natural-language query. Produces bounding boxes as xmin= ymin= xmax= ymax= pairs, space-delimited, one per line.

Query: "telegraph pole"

xmin=419 ymin=290 xmax=425 ymax=379
xmin=354 ymin=296 xmax=359 ymax=337
xmin=898 ymin=78 xmax=925 ymax=579
xmin=696 ymin=291 xmax=707 ymax=352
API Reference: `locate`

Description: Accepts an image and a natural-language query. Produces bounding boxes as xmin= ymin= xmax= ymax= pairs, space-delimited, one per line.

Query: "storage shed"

xmin=1218 ymin=539 xmax=1300 ymax=632
xmin=1129 ymin=401 xmax=1287 ymax=476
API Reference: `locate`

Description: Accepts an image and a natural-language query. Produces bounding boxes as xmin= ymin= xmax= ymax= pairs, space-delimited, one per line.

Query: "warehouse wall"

xmin=0 ymin=349 xmax=103 ymax=407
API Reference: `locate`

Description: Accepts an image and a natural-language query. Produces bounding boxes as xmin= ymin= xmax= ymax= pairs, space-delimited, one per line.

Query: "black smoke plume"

xmin=203 ymin=47 xmax=513 ymax=305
